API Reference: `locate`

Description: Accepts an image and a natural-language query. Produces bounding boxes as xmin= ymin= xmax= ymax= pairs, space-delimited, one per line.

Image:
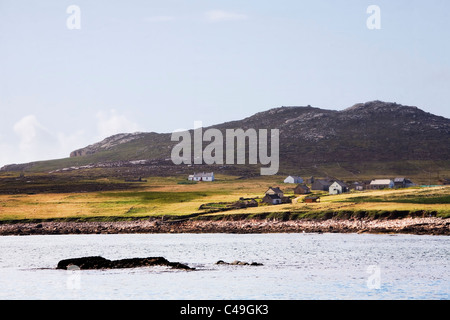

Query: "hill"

xmin=1 ymin=101 xmax=449 ymax=182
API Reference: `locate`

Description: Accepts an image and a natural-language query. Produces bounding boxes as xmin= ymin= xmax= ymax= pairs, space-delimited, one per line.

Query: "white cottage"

xmin=188 ymin=172 xmax=215 ymax=182
xmin=329 ymin=180 xmax=349 ymax=195
xmin=284 ymin=176 xmax=303 ymax=184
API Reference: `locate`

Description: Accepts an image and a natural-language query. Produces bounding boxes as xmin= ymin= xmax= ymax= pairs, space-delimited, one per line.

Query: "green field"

xmin=0 ymin=171 xmax=449 ymax=222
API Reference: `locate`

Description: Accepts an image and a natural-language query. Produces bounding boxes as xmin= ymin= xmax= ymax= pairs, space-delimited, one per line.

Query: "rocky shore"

xmin=0 ymin=217 xmax=449 ymax=236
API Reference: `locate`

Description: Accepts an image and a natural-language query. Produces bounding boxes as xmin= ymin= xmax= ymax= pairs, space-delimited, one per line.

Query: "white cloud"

xmin=13 ymin=115 xmax=55 ymax=154
xmin=205 ymin=10 xmax=248 ymax=22
xmin=96 ymin=109 xmax=142 ymax=139
xmin=3 ymin=115 xmax=90 ymax=166
xmin=10 ymin=115 xmax=62 ymax=164
xmin=0 ymin=110 xmax=143 ymax=167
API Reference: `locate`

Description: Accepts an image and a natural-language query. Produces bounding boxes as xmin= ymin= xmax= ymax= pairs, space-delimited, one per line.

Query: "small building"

xmin=265 ymin=187 xmax=284 ymax=198
xmin=188 ymin=172 xmax=215 ymax=182
xmin=369 ymin=179 xmax=394 ymax=190
xmin=350 ymin=182 xmax=365 ymax=191
xmin=294 ymin=184 xmax=311 ymax=195
xmin=262 ymin=187 xmax=285 ymax=205
xmin=353 ymin=181 xmax=371 ymax=191
xmin=311 ymin=179 xmax=332 ymax=191
xmin=394 ymin=178 xmax=415 ymax=188
xmin=304 ymin=196 xmax=320 ymax=203
xmin=262 ymin=194 xmax=282 ymax=205
xmin=329 ymin=180 xmax=349 ymax=195
xmin=284 ymin=176 xmax=303 ymax=184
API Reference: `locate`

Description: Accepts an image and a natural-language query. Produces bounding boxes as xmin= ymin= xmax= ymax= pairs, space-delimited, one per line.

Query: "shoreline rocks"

xmin=0 ymin=217 xmax=448 ymax=236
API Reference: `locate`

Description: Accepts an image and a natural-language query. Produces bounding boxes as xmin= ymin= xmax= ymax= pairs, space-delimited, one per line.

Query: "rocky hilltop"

xmin=70 ymin=133 xmax=146 ymax=157
xmin=2 ymin=101 xmax=449 ymax=174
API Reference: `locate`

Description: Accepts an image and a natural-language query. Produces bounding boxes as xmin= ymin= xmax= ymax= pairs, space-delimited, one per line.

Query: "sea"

xmin=0 ymin=233 xmax=448 ymax=300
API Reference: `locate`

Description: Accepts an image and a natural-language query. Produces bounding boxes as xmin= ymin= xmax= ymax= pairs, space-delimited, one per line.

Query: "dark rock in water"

xmin=56 ymin=256 xmax=194 ymax=270
xmin=216 ymin=260 xmax=263 ymax=266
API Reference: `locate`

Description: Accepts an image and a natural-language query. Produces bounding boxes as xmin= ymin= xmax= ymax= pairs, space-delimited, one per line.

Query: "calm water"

xmin=0 ymin=233 xmax=448 ymax=300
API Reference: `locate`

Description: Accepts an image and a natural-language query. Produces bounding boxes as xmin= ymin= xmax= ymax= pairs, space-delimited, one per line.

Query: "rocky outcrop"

xmin=56 ymin=256 xmax=194 ymax=270
xmin=70 ymin=133 xmax=144 ymax=158
xmin=216 ymin=260 xmax=263 ymax=266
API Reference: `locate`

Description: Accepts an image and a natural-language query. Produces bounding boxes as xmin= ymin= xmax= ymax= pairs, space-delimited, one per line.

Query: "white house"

xmin=188 ymin=172 xmax=215 ymax=182
xmin=329 ymin=180 xmax=349 ymax=195
xmin=369 ymin=179 xmax=394 ymax=189
xmin=284 ymin=176 xmax=303 ymax=184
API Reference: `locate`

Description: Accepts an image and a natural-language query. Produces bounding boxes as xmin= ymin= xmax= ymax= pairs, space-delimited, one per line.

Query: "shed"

xmin=304 ymin=196 xmax=320 ymax=203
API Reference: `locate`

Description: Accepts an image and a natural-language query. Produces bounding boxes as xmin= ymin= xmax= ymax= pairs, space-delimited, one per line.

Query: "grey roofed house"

xmin=369 ymin=179 xmax=394 ymax=189
xmin=294 ymin=184 xmax=311 ymax=195
xmin=284 ymin=176 xmax=303 ymax=184
xmin=329 ymin=180 xmax=349 ymax=195
xmin=351 ymin=181 xmax=368 ymax=191
xmin=265 ymin=187 xmax=284 ymax=197
xmin=262 ymin=194 xmax=282 ymax=205
xmin=311 ymin=179 xmax=333 ymax=191
xmin=394 ymin=177 xmax=415 ymax=188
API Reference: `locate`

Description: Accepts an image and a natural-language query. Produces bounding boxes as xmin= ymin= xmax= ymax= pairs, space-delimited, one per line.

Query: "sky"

xmin=0 ymin=0 xmax=449 ymax=167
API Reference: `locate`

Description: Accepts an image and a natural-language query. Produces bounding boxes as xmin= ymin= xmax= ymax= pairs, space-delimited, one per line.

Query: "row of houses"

xmin=186 ymin=173 xmax=418 ymax=191
xmin=263 ymin=177 xmax=418 ymax=206
xmin=363 ymin=177 xmax=416 ymax=190
xmin=284 ymin=175 xmax=416 ymax=195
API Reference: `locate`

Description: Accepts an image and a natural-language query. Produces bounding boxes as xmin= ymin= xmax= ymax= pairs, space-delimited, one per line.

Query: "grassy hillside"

xmin=2 ymin=101 xmax=449 ymax=180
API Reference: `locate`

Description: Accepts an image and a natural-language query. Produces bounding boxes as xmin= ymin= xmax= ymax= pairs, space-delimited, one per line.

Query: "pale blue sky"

xmin=0 ymin=0 xmax=449 ymax=166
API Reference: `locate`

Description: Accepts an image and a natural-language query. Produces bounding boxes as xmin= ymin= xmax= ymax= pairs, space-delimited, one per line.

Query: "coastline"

xmin=0 ymin=217 xmax=448 ymax=236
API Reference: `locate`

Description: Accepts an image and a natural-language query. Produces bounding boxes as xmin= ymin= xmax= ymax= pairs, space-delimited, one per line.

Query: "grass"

xmin=0 ymin=173 xmax=449 ymax=222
